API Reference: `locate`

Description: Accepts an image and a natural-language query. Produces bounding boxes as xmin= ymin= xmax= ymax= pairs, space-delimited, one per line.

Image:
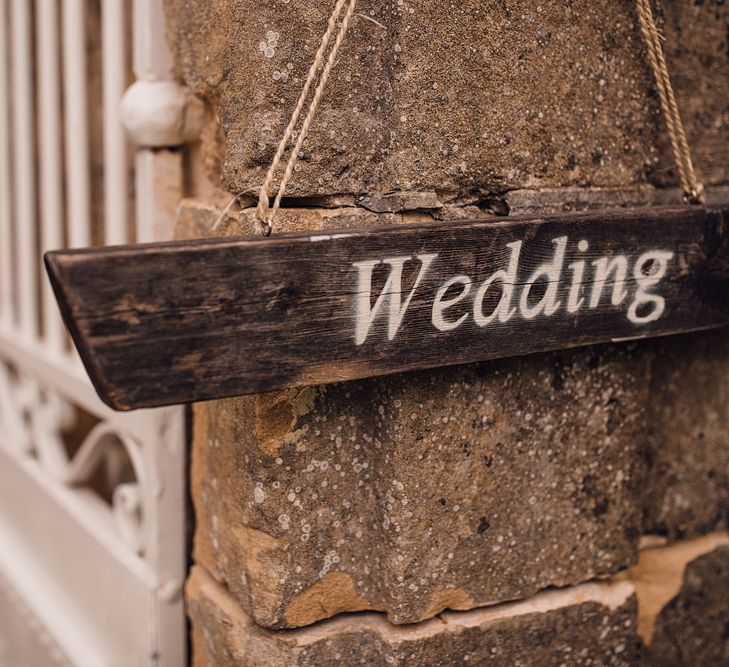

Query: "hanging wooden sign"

xmin=45 ymin=205 xmax=729 ymax=411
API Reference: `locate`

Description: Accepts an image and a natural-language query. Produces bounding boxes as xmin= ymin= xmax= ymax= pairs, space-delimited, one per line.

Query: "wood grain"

xmin=45 ymin=205 xmax=729 ymax=410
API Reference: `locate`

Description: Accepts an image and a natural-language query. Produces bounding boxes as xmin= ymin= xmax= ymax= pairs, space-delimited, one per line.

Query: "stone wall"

xmin=187 ymin=535 xmax=729 ymax=666
xmin=164 ymin=0 xmax=729 ymax=663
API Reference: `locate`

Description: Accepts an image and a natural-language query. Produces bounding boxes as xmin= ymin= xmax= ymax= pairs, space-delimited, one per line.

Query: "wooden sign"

xmin=45 ymin=205 xmax=729 ymax=411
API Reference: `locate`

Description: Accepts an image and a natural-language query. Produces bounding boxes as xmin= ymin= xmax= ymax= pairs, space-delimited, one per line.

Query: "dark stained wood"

xmin=45 ymin=205 xmax=729 ymax=411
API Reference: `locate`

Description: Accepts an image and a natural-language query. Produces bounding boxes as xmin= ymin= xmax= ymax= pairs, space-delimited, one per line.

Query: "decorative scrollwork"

xmin=0 ymin=361 xmax=75 ymax=460
xmin=112 ymin=483 xmax=143 ymax=554
xmin=0 ymin=356 xmax=148 ymax=555
xmin=61 ymin=422 xmax=147 ymax=555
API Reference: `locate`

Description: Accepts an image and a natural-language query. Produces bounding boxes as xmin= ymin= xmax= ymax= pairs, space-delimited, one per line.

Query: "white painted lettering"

xmin=627 ymin=250 xmax=673 ymax=323
xmin=567 ymin=260 xmax=586 ymax=312
xmin=353 ymin=254 xmax=437 ymax=345
xmin=473 ymin=240 xmax=522 ymax=326
xmin=432 ymin=276 xmax=472 ymax=331
xmin=352 ymin=236 xmax=673 ymax=343
xmin=590 ymin=256 xmax=628 ymax=308
xmin=567 ymin=240 xmax=589 ymax=313
xmin=519 ymin=236 xmax=567 ymax=319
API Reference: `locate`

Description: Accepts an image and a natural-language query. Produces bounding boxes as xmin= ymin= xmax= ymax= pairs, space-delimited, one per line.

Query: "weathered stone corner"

xmin=192 ymin=342 xmax=652 ymax=628
xmin=187 ymin=564 xmax=640 ymax=667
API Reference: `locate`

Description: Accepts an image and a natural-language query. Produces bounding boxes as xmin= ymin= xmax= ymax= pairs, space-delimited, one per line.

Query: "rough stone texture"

xmin=168 ymin=0 xmax=729 ymax=653
xmin=639 ymin=541 xmax=729 ymax=666
xmin=188 ymin=565 xmax=639 ymax=667
xmin=166 ymin=0 xmax=656 ymax=199
xmin=166 ymin=0 xmax=728 ymax=202
xmin=643 ymin=329 xmax=729 ymax=540
xmin=177 ymin=187 xmax=729 ymax=634
xmin=175 ymin=195 xmax=439 ymax=240
xmin=176 ymin=168 xmax=729 ymax=640
xmin=627 ymin=533 xmax=729 ymax=648
xmin=652 ymin=0 xmax=729 ymax=189
xmin=192 ymin=342 xmax=650 ymax=629
xmin=176 ymin=185 xmax=729 ymax=243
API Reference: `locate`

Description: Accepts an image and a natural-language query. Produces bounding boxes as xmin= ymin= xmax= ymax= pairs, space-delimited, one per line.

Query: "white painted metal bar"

xmin=0 ymin=0 xmax=13 ymax=327
xmin=135 ymin=151 xmax=156 ymax=244
xmin=0 ymin=2 xmax=188 ymax=663
xmin=62 ymin=0 xmax=92 ymax=249
xmin=9 ymin=0 xmax=38 ymax=339
xmin=130 ymin=0 xmax=186 ymax=246
xmin=102 ymin=0 xmax=129 ymax=246
xmin=133 ymin=0 xmax=175 ymax=80
xmin=0 ymin=569 xmax=72 ymax=666
xmin=0 ymin=327 xmax=162 ymax=444
xmin=128 ymin=8 xmax=188 ymax=664
xmin=135 ymin=150 xmax=184 ymax=243
xmin=36 ymin=0 xmax=65 ymax=352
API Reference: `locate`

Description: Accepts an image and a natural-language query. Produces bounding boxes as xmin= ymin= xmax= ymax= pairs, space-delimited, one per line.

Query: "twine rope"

xmin=213 ymin=0 xmax=357 ymax=235
xmin=217 ymin=0 xmax=703 ymax=237
xmin=258 ymin=0 xmax=357 ymax=235
xmin=635 ymin=0 xmax=704 ymax=204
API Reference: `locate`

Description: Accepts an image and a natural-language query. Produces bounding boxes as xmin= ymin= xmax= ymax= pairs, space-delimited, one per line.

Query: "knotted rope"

xmin=635 ymin=0 xmax=704 ymax=204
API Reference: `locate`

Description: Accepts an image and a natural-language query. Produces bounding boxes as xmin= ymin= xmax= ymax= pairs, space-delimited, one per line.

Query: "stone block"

xmin=643 ymin=329 xmax=729 ymax=540
xmin=647 ymin=543 xmax=729 ymax=665
xmin=165 ymin=0 xmax=670 ymax=199
xmin=192 ymin=342 xmax=651 ymax=628
xmin=628 ymin=533 xmax=729 ymax=665
xmin=187 ymin=565 xmax=639 ymax=667
xmin=175 ymin=196 xmax=446 ymax=241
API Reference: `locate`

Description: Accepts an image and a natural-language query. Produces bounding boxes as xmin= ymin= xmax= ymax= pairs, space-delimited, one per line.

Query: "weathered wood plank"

xmin=45 ymin=205 xmax=729 ymax=410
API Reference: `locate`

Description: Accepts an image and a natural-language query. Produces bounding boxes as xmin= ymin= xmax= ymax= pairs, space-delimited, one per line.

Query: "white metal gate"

xmin=0 ymin=1 xmax=190 ymax=664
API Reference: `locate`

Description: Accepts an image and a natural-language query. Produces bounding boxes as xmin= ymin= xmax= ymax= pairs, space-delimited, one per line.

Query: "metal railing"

xmin=0 ymin=1 xmax=190 ymax=664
